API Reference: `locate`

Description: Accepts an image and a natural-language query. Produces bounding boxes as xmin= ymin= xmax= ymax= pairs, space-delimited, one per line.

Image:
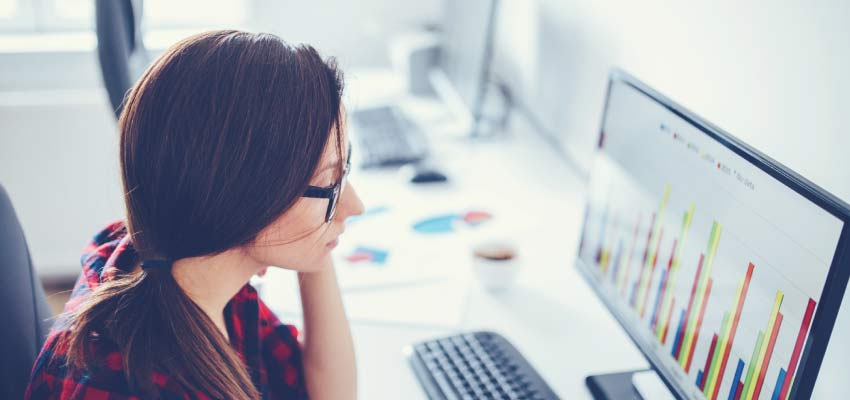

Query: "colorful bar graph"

xmin=582 ymin=183 xmax=822 ymax=400
xmin=744 ymin=291 xmax=785 ymax=400
xmin=728 ymin=359 xmax=745 ymax=400
xmin=672 ymin=309 xmax=687 ymax=359
xmin=700 ymin=333 xmax=720 ymax=390
xmin=650 ymin=239 xmax=676 ymax=331
xmin=661 ymin=298 xmax=676 ymax=344
xmin=704 ymin=312 xmax=730 ymax=398
xmin=618 ymin=216 xmax=642 ymax=295
xmin=772 ymin=368 xmax=786 ymax=400
xmin=706 ymin=263 xmax=756 ymax=400
xmin=753 ymin=312 xmax=783 ymax=399
xmin=685 ymin=278 xmax=713 ymax=372
xmin=743 ymin=331 xmax=765 ymax=395
xmin=641 ymin=213 xmax=656 ymax=267
xmin=673 ymin=253 xmax=705 ymax=360
xmin=631 ymin=212 xmax=656 ymax=307
xmin=639 ymin=229 xmax=665 ymax=317
xmin=650 ymin=267 xmax=668 ymax=331
xmin=594 ymin=208 xmax=610 ymax=270
xmin=778 ymin=298 xmax=816 ymax=400
xmin=596 ymin=211 xmax=625 ymax=279
xmin=679 ymin=221 xmax=723 ymax=370
xmin=598 ymin=250 xmax=610 ymax=273
xmin=656 ymin=205 xmax=695 ymax=340
xmin=635 ymin=186 xmax=671 ymax=315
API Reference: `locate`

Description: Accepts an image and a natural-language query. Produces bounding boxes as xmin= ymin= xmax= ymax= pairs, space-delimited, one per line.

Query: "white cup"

xmin=472 ymin=241 xmax=519 ymax=292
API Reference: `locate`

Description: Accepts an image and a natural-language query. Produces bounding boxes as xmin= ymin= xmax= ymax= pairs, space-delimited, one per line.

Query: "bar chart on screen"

xmin=575 ymin=75 xmax=845 ymax=400
xmin=578 ymin=177 xmax=822 ymax=400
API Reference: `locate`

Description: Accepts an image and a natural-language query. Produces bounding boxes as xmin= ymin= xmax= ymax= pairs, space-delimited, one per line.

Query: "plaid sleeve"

xmin=25 ymin=333 xmax=140 ymax=400
xmin=26 ymin=331 xmax=202 ymax=400
xmin=258 ymin=298 xmax=308 ymax=399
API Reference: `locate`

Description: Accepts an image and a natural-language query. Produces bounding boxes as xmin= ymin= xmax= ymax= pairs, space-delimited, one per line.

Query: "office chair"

xmin=0 ymin=184 xmax=53 ymax=399
xmin=95 ymin=0 xmax=147 ymax=118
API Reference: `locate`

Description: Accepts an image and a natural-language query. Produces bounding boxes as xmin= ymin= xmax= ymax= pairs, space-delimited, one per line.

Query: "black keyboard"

xmin=407 ymin=331 xmax=559 ymax=400
xmin=350 ymin=105 xmax=428 ymax=168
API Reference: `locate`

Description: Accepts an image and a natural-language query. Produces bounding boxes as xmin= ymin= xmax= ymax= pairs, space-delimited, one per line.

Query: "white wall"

xmin=0 ymin=89 xmax=125 ymax=278
xmin=495 ymin=0 xmax=850 ymax=202
xmin=0 ymin=0 xmax=441 ymax=279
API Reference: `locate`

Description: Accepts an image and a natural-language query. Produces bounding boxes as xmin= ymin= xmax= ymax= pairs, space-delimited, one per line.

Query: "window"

xmin=0 ymin=0 xmax=16 ymax=18
xmin=145 ymin=0 xmax=246 ymax=29
xmin=53 ymin=0 xmax=93 ymax=25
xmin=0 ymin=0 xmax=246 ymax=32
xmin=47 ymin=0 xmax=94 ymax=31
xmin=0 ymin=0 xmax=28 ymax=31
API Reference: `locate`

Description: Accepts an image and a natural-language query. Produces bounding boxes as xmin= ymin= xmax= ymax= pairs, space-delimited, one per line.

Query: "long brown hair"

xmin=58 ymin=30 xmax=344 ymax=399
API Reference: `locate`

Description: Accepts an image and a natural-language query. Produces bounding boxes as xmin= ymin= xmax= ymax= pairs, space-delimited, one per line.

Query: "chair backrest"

xmin=0 ymin=184 xmax=53 ymax=399
xmin=95 ymin=0 xmax=147 ymax=117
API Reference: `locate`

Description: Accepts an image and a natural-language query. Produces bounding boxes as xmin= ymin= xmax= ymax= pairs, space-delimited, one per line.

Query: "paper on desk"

xmin=255 ymin=202 xmax=490 ymax=327
xmin=331 ymin=203 xmax=488 ymax=290
xmin=256 ymin=267 xmax=471 ymax=328
xmin=341 ymin=276 xmax=470 ymax=327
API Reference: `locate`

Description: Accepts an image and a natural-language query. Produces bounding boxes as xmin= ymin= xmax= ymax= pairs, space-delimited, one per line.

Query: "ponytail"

xmin=60 ymin=266 xmax=259 ymax=399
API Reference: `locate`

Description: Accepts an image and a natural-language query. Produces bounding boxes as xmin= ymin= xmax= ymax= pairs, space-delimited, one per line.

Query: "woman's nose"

xmin=338 ymin=181 xmax=365 ymax=220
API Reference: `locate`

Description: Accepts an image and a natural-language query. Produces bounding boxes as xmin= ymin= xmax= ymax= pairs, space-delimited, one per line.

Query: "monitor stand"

xmin=586 ymin=368 xmax=674 ymax=400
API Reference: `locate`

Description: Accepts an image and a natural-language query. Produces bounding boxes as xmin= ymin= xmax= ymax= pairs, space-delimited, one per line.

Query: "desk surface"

xmin=258 ymin=69 xmax=649 ymax=399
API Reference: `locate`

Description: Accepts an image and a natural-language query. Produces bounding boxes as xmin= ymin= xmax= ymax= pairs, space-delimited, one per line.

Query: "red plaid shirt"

xmin=26 ymin=221 xmax=308 ymax=399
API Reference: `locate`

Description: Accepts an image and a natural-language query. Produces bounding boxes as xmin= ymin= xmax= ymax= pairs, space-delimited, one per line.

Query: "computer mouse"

xmin=410 ymin=168 xmax=448 ymax=184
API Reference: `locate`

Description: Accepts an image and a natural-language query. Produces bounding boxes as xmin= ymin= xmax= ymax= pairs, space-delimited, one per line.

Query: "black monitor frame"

xmin=576 ymin=68 xmax=850 ymax=399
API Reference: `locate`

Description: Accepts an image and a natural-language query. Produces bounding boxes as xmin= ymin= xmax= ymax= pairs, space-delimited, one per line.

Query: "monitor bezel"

xmin=429 ymin=0 xmax=500 ymax=137
xmin=576 ymin=68 xmax=850 ymax=399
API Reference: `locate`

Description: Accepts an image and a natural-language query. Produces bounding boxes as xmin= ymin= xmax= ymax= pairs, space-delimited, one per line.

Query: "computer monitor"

xmin=429 ymin=0 xmax=498 ymax=136
xmin=576 ymin=69 xmax=850 ymax=399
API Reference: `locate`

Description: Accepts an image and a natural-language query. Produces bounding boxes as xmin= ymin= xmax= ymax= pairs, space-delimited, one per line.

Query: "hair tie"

xmin=141 ymin=259 xmax=173 ymax=270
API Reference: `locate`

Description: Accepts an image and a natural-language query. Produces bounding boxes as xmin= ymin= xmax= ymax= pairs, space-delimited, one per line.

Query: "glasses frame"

xmin=303 ymin=146 xmax=351 ymax=223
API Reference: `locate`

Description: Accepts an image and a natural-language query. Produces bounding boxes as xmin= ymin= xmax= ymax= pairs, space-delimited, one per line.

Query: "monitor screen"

xmin=576 ymin=70 xmax=850 ymax=399
xmin=429 ymin=0 xmax=496 ymax=128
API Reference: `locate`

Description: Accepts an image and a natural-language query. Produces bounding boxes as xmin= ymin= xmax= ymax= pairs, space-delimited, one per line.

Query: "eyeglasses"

xmin=303 ymin=146 xmax=352 ymax=223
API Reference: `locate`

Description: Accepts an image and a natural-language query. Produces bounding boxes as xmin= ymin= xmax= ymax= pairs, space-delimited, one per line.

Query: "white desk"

xmin=257 ymin=69 xmax=649 ymax=399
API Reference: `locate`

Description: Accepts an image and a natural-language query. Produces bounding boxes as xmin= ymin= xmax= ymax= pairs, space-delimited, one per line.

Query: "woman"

xmin=26 ymin=30 xmax=362 ymax=399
